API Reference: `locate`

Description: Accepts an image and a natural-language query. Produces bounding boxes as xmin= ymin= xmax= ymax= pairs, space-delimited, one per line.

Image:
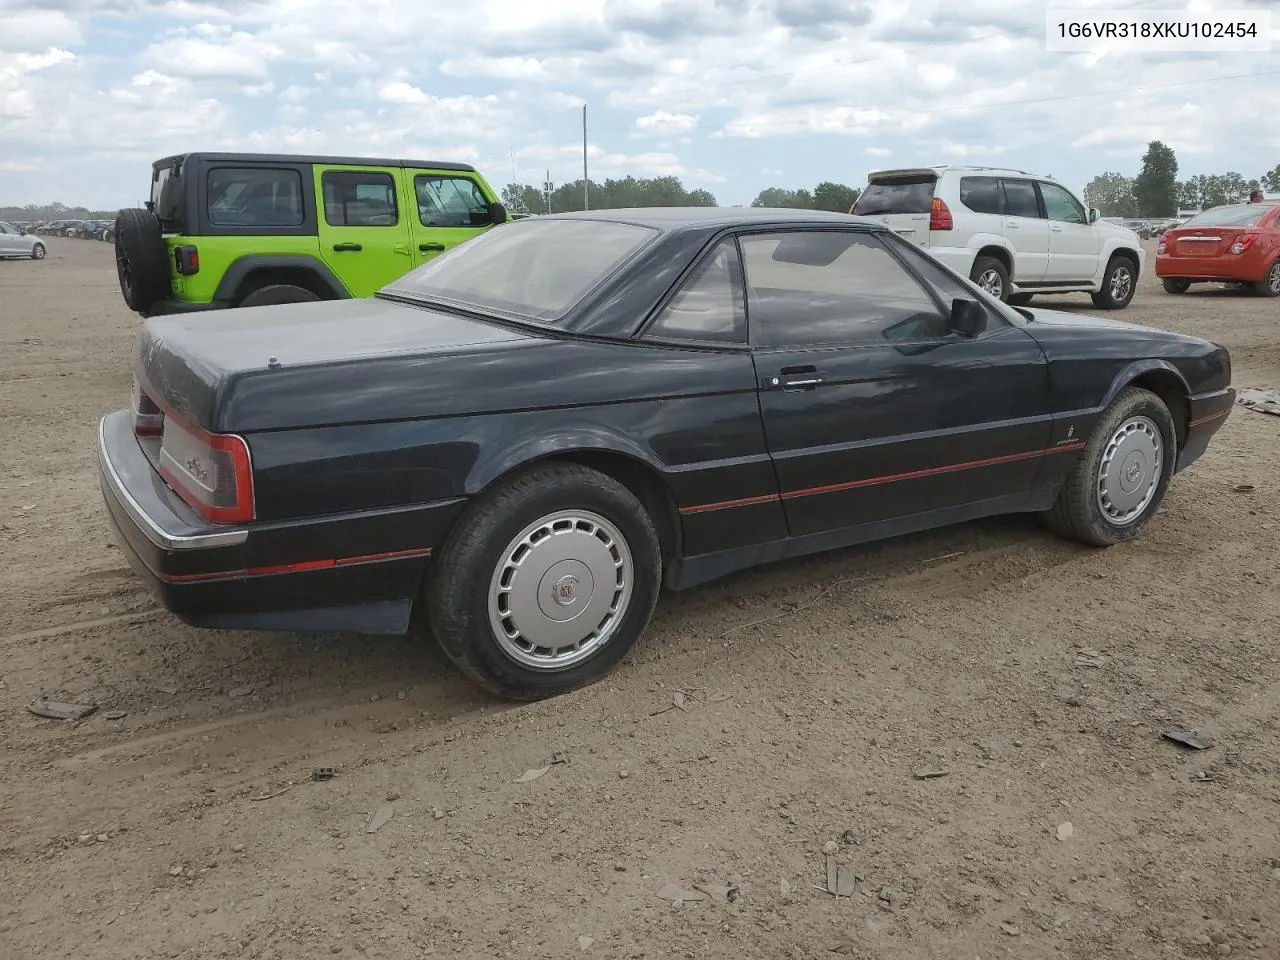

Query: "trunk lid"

xmin=134 ymin=296 xmax=542 ymax=433
xmin=1161 ymin=224 xmax=1236 ymax=259
xmin=851 ymin=168 xmax=938 ymax=247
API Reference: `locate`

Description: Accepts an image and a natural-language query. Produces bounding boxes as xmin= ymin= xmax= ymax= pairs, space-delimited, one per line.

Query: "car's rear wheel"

xmin=30 ymin=242 xmax=45 ymax=261
xmin=236 ymin=284 xmax=322 ymax=308
xmin=1162 ymin=278 xmax=1191 ymax=294
xmin=424 ymin=462 xmax=662 ymax=700
xmin=1090 ymin=255 xmax=1137 ymax=309
xmin=970 ymin=256 xmax=1009 ymax=301
xmin=1044 ymin=387 xmax=1176 ymax=547
xmin=1253 ymin=260 xmax=1280 ymax=297
xmin=114 ymin=208 xmax=171 ymax=314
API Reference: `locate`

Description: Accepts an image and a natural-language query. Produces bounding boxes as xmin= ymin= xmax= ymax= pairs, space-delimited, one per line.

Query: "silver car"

xmin=0 ymin=221 xmax=46 ymax=260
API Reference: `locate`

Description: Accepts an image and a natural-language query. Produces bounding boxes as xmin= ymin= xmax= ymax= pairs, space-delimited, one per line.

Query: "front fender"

xmin=1099 ymin=358 xmax=1190 ymax=410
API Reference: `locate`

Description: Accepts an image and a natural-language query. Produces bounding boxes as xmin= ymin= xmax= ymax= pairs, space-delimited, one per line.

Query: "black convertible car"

xmin=99 ymin=207 xmax=1234 ymax=700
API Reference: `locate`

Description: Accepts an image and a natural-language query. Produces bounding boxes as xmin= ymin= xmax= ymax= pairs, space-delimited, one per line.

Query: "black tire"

xmin=1090 ymin=255 xmax=1138 ymax=309
xmin=970 ymin=255 xmax=1010 ymax=301
xmin=1007 ymin=292 xmax=1034 ymax=306
xmin=1043 ymin=387 xmax=1176 ymax=547
xmin=1252 ymin=260 xmax=1280 ymax=297
xmin=1162 ymin=278 xmax=1191 ymax=294
xmin=424 ymin=462 xmax=662 ymax=700
xmin=236 ymin=284 xmax=322 ymax=308
xmin=114 ymin=208 xmax=170 ymax=314
xmin=30 ymin=242 xmax=45 ymax=261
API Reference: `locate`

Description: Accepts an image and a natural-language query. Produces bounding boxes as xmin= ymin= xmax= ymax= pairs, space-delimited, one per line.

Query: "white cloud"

xmin=0 ymin=11 xmax=83 ymax=51
xmin=939 ymin=143 xmax=1009 ymax=157
xmin=142 ymin=31 xmax=280 ymax=81
xmin=633 ymin=110 xmax=699 ymax=136
xmin=865 ymin=146 xmax=892 ymax=157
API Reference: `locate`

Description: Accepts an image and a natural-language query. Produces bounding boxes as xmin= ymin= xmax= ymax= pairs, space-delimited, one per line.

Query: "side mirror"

xmin=949 ymin=297 xmax=986 ymax=337
xmin=1088 ymin=207 xmax=1100 ymax=224
xmin=488 ymin=202 xmax=508 ymax=225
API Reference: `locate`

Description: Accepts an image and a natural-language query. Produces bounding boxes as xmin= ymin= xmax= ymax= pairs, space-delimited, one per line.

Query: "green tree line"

xmin=1084 ymin=143 xmax=1280 ymax=218
xmin=500 ymin=176 xmax=861 ymax=214
xmin=0 ymin=201 xmax=117 ymax=221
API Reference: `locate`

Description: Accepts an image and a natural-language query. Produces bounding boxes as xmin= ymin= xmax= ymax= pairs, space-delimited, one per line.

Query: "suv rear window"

xmin=853 ymin=176 xmax=936 ymax=215
xmin=383 ymin=218 xmax=658 ymax=322
xmin=207 ymin=167 xmax=304 ymax=227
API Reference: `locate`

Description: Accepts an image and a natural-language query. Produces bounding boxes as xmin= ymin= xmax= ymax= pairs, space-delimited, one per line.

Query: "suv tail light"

xmin=1229 ymin=234 xmax=1256 ymax=255
xmin=930 ymin=197 xmax=953 ymax=231
xmin=132 ymin=376 xmax=163 ymax=435
xmin=156 ymin=411 xmax=255 ymax=525
xmin=174 ymin=244 xmax=199 ymax=275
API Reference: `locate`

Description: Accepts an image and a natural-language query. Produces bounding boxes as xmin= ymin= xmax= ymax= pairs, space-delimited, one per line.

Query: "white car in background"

xmin=851 ymin=165 xmax=1144 ymax=309
xmin=0 ymin=221 xmax=46 ymax=260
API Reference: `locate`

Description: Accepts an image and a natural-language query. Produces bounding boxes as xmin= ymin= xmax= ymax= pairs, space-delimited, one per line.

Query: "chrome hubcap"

xmin=488 ymin=509 xmax=633 ymax=670
xmin=1096 ymin=416 xmax=1163 ymax=525
xmin=1110 ymin=266 xmax=1132 ymax=301
xmin=977 ymin=269 xmax=1003 ymax=296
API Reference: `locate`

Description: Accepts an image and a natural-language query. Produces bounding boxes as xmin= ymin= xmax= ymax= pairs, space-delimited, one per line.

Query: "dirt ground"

xmin=1 ymin=238 xmax=1278 ymax=960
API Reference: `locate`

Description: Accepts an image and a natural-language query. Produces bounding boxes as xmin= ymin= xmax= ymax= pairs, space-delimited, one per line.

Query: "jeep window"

xmin=322 ymin=171 xmax=398 ymax=227
xmin=415 ymin=175 xmax=490 ymax=227
xmin=1039 ymin=182 xmax=1087 ymax=224
xmin=382 ymin=217 xmax=658 ymax=323
xmin=852 ymin=175 xmax=936 ymax=215
xmin=959 ymin=176 xmax=1003 ymax=215
xmin=1001 ymin=179 xmax=1042 ymax=219
xmin=207 ymin=167 xmax=303 ymax=227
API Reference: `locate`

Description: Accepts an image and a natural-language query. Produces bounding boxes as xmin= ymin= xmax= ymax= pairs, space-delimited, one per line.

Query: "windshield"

xmin=382 ymin=218 xmax=659 ymax=322
xmin=1183 ymin=205 xmax=1269 ymax=228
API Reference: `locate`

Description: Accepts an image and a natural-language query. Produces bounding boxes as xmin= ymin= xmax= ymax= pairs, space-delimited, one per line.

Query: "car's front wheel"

xmin=1044 ymin=387 xmax=1176 ymax=547
xmin=425 ymin=462 xmax=663 ymax=700
xmin=30 ymin=242 xmax=45 ymax=260
xmin=1091 ymin=255 xmax=1137 ymax=309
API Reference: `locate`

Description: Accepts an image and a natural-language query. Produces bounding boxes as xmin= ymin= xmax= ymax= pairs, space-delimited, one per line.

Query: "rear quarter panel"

xmin=168 ymin=235 xmax=330 ymax=303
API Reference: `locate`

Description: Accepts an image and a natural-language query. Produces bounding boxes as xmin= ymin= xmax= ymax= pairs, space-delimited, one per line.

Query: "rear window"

xmin=853 ymin=176 xmax=936 ymax=215
xmin=207 ymin=167 xmax=304 ymax=227
xmin=959 ymin=176 xmax=1003 ymax=215
xmin=1182 ymin=205 xmax=1270 ymax=227
xmin=382 ymin=218 xmax=659 ymax=322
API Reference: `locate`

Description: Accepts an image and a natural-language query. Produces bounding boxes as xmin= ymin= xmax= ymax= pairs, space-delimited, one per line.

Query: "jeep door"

xmin=998 ymin=178 xmax=1050 ymax=283
xmin=405 ymin=170 xmax=498 ymax=266
xmin=1037 ymin=181 xmax=1100 ymax=282
xmin=313 ymin=165 xmax=415 ymax=296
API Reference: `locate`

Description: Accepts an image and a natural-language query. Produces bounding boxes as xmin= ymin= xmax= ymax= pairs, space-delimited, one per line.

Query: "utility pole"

xmin=582 ymin=104 xmax=589 ymax=210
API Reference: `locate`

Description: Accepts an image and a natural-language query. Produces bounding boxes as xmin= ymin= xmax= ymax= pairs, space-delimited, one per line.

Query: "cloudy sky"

xmin=2 ymin=0 xmax=1278 ymax=209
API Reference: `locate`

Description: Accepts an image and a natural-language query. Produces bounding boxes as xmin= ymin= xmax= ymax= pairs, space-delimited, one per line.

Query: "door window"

xmin=1001 ymin=179 xmax=1042 ymax=219
xmin=1039 ymin=182 xmax=1087 ymax=224
xmin=646 ymin=238 xmax=747 ymax=344
xmin=740 ymin=230 xmax=952 ymax=347
xmin=321 ymin=171 xmax=399 ymax=226
xmin=415 ymin=175 xmax=491 ymax=227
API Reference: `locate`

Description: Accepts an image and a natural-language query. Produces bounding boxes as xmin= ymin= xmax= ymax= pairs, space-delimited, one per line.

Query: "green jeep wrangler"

xmin=113 ymin=151 xmax=508 ymax=316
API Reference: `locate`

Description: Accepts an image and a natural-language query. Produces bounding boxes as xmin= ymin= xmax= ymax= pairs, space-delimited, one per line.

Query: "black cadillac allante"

xmin=98 ymin=207 xmax=1235 ymax=700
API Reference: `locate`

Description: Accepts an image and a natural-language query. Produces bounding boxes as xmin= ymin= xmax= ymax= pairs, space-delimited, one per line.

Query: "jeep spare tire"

xmin=114 ymin=208 xmax=171 ymax=315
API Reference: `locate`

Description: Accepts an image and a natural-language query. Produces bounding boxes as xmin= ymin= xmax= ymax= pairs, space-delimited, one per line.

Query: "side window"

xmin=959 ymin=176 xmax=1003 ymax=215
xmin=880 ymin=234 xmax=1010 ymax=330
xmin=1039 ymin=182 xmax=1087 ymax=224
xmin=321 ymin=171 xmax=398 ymax=227
xmin=1001 ymin=179 xmax=1041 ymax=219
xmin=0 ymin=223 xmax=13 ymax=234
xmin=739 ymin=230 xmax=951 ymax=348
xmin=415 ymin=175 xmax=491 ymax=227
xmin=647 ymin=238 xmax=746 ymax=344
xmin=207 ymin=167 xmax=304 ymax=227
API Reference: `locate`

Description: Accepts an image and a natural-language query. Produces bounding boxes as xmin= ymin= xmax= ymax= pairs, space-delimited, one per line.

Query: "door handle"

xmin=1050 ymin=225 xmax=1063 ymax=232
xmin=332 ymin=242 xmax=362 ymax=252
xmin=419 ymin=242 xmax=445 ymax=252
xmin=1004 ymin=221 xmax=1019 ymax=228
xmin=392 ymin=243 xmax=411 ymax=255
xmin=771 ymin=365 xmax=823 ymax=390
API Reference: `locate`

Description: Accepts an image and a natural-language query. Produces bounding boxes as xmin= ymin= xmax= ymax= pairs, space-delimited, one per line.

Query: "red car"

xmin=1156 ymin=202 xmax=1280 ymax=297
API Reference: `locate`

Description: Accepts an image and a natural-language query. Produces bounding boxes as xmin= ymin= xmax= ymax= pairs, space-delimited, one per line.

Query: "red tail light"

xmin=930 ymin=197 xmax=953 ymax=231
xmin=1229 ymin=234 xmax=1256 ymax=255
xmin=155 ymin=410 xmax=255 ymax=525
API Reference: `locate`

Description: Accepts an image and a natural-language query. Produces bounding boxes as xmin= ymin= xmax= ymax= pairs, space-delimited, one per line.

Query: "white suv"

xmin=851 ymin=165 xmax=1145 ymax=309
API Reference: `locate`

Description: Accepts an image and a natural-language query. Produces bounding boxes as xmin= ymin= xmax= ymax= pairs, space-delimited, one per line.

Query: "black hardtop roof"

xmin=533 ymin=206 xmax=882 ymax=232
xmin=154 ymin=152 xmax=477 ymax=173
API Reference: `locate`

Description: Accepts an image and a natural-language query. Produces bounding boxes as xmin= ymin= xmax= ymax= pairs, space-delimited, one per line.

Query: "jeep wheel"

xmin=114 ymin=208 xmax=171 ymax=314
xmin=237 ymin=284 xmax=322 ymax=308
xmin=1090 ymin=255 xmax=1137 ymax=309
xmin=970 ymin=256 xmax=1009 ymax=301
